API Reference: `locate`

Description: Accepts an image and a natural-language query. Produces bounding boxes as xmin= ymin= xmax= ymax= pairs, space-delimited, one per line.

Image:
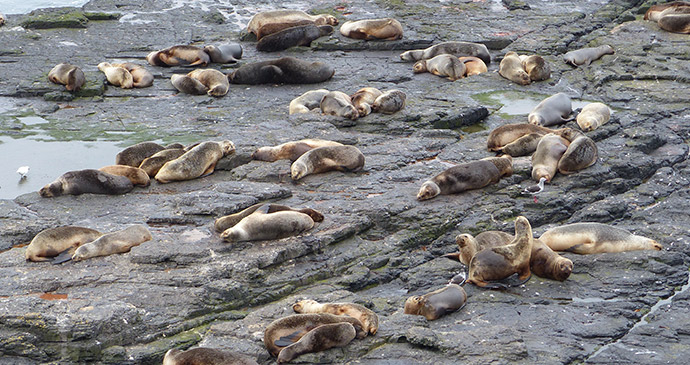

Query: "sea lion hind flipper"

xmin=51 ymin=248 xmax=74 ymax=265
xmin=449 ymin=271 xmax=467 ymax=286
xmin=274 ymin=329 xmax=307 ymax=347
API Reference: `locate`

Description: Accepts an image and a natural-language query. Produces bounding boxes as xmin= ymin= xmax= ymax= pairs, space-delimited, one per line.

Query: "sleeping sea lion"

xmin=257 ymin=24 xmax=333 ymax=52
xmin=116 ymin=141 xmax=167 ymax=167
xmin=519 ymin=54 xmax=550 ymax=81
xmin=228 ymin=57 xmax=334 ymax=85
xmin=252 ymin=139 xmax=343 ymax=162
xmin=459 ymin=56 xmax=488 ymax=76
xmin=187 ymin=69 xmax=230 ymax=97
xmin=339 ymin=18 xmax=403 ymax=40
xmin=72 ymin=224 xmax=152 ymax=261
xmin=292 ymin=299 xmax=379 ymax=335
xmin=219 ymin=206 xmax=316 ymax=242
xmin=146 ymin=45 xmax=210 ymax=67
xmin=576 ymin=102 xmax=610 ymax=132
xmin=112 ymin=62 xmax=153 ymax=88
xmin=486 ymin=123 xmax=559 ymax=151
xmin=247 ymin=10 xmax=338 ymax=40
xmin=539 ymin=222 xmax=663 ymax=254
xmin=531 ymin=133 xmax=570 ymax=182
xmin=171 ymin=74 xmax=208 ymax=95
xmin=403 ymin=284 xmax=467 ymax=320
xmin=163 ymin=347 xmax=258 ymax=365
xmin=289 ymin=89 xmax=330 ymax=114
xmin=563 ymin=45 xmax=615 ymax=67
xmin=557 ymin=129 xmax=598 ymax=175
xmin=350 ymin=87 xmax=383 ymax=117
xmin=528 ymin=93 xmax=573 ymax=126
xmin=320 ymin=91 xmax=359 ymax=120
xmin=290 ymin=145 xmax=365 ymax=180
xmin=371 ymin=89 xmax=406 ymax=114
xmin=98 ymin=165 xmax=150 ymax=187
xmin=25 ymin=226 xmax=102 ymax=262
xmin=138 ymin=148 xmax=187 ymax=177
xmin=413 ymin=54 xmax=466 ymax=81
xmin=48 ymin=63 xmax=86 ymax=91
xmin=214 ymin=203 xmax=324 ymax=233
xmin=499 ymin=51 xmax=531 ymax=85
xmin=39 ymin=169 xmax=134 ymax=197
xmin=155 ymin=140 xmax=235 ymax=183
xmin=400 ymin=41 xmax=491 ymax=65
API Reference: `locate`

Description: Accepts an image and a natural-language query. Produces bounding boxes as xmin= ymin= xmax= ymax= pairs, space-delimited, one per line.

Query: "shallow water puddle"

xmin=472 ymin=91 xmax=592 ymax=118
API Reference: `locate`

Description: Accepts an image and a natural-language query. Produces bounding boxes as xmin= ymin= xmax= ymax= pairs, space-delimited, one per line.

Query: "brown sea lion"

xmin=459 ymin=56 xmax=488 ymax=76
xmin=112 ymin=62 xmax=153 ymax=88
xmin=416 ymin=155 xmax=513 ymax=201
xmin=292 ymin=299 xmax=379 ymax=335
xmin=0 ymin=12 xmax=5 ymax=26
xmin=25 ymin=226 xmax=102 ymax=262
xmin=187 ymin=69 xmax=229 ymax=97
xmin=98 ymin=62 xmax=133 ymax=89
xmin=413 ymin=54 xmax=466 ymax=81
xmin=531 ymin=133 xmax=570 ymax=182
xmin=499 ymin=51 xmax=531 ymax=85
xmin=72 ymin=224 xmax=152 ymax=261
xmin=214 ymin=203 xmax=324 ymax=233
xmin=644 ymin=1 xmax=690 ymax=21
xmin=486 ymin=123 xmax=559 ymax=151
xmin=252 ymin=139 xmax=343 ymax=162
xmin=98 ymin=165 xmax=150 ymax=187
xmin=39 ymin=169 xmax=134 ymax=197
xmin=658 ymin=11 xmax=690 ymax=33
xmin=146 ymin=45 xmax=210 ymax=67
xmin=247 ymin=10 xmax=338 ymax=40
xmin=289 ymin=89 xmax=330 ymax=114
xmin=563 ymin=45 xmax=615 ymax=67
xmin=557 ymin=129 xmax=598 ymax=175
xmin=340 ymin=18 xmax=403 ymax=40
xmin=228 ymin=57 xmax=334 ymax=85
xmin=519 ymin=54 xmax=551 ymax=81
xmin=277 ymin=322 xmax=356 ymax=364
xmin=320 ymin=91 xmax=359 ymax=120
xmin=163 ymin=347 xmax=258 ymax=365
xmin=371 ymin=89 xmax=406 ymax=114
xmin=350 ymin=87 xmax=383 ymax=117
xmin=576 ymin=102 xmax=610 ymax=132
xmin=539 ymin=223 xmax=663 ymax=254
xmin=528 ymin=93 xmax=573 ymax=126
xmin=48 ymin=63 xmax=86 ymax=91
xmin=171 ymin=74 xmax=208 ymax=95
xmin=115 ymin=141 xmax=167 ymax=167
xmin=290 ymin=145 xmax=365 ymax=180
xmin=400 ymin=41 xmax=491 ymax=65
xmin=155 ymin=140 xmax=235 ymax=183
xmin=501 ymin=133 xmax=543 ymax=157
xmin=219 ymin=207 xmax=316 ymax=243
xmin=203 ymin=43 xmax=243 ymax=63
xmin=138 ymin=148 xmax=186 ymax=177
xmin=403 ymin=284 xmax=467 ymax=320
xmin=257 ymin=24 xmax=334 ymax=52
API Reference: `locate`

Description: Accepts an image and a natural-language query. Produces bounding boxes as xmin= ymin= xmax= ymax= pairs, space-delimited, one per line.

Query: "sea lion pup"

xmin=39 ymin=169 xmax=134 ymax=198
xmin=340 ymin=18 xmax=403 ymax=40
xmin=350 ymin=87 xmax=382 ymax=117
xmin=48 ymin=63 xmax=86 ymax=91
xmin=576 ymin=102 xmax=610 ymax=132
xmin=72 ymin=224 xmax=152 ymax=261
xmin=459 ymin=56 xmax=488 ymax=76
xmin=276 ymin=322 xmax=356 ymax=364
xmin=146 ymin=45 xmax=210 ymax=67
xmin=499 ymin=51 xmax=531 ymax=85
xmin=228 ymin=57 xmax=334 ymax=85
xmin=116 ymin=141 xmax=166 ymax=167
xmin=468 ymin=216 xmax=533 ymax=288
xmin=413 ymin=54 xmax=466 ymax=81
xmin=320 ymin=91 xmax=359 ymax=120
xmin=97 ymin=62 xmax=134 ymax=89
xmin=519 ymin=54 xmax=551 ymax=81
xmin=214 ymin=203 xmax=324 ymax=233
xmin=501 ymin=133 xmax=543 ymax=157
xmin=292 ymin=299 xmax=379 ymax=335
xmin=252 ymin=139 xmax=343 ymax=162
xmin=289 ymin=89 xmax=330 ymax=114
xmin=644 ymin=1 xmax=690 ymax=21
xmin=400 ymin=41 xmax=491 ymax=65
xmin=247 ymin=10 xmax=338 ymax=40
xmin=257 ymin=24 xmax=334 ymax=52
xmin=563 ymin=45 xmax=615 ymax=67
xmin=528 ymin=92 xmax=573 ymax=126
xmin=403 ymin=284 xmax=467 ymax=321
xmin=371 ymin=89 xmax=406 ymax=114
xmin=290 ymin=145 xmax=365 ymax=180
xmin=531 ymin=133 xmax=569 ymax=182
xmin=25 ymin=226 xmax=102 ymax=262
xmin=163 ymin=347 xmax=258 ymax=365
xmin=98 ymin=165 xmax=150 ymax=187
xmin=263 ymin=313 xmax=366 ymax=358
xmin=416 ymin=155 xmax=513 ymax=201
xmin=138 ymin=148 xmax=186 ymax=177
xmin=203 ymin=43 xmax=243 ymax=63
xmin=220 ymin=205 xmax=316 ymax=242
xmin=112 ymin=62 xmax=153 ymax=88
xmin=557 ymin=129 xmax=598 ymax=175
xmin=187 ymin=69 xmax=229 ymax=97
xmin=155 ymin=140 xmax=235 ymax=183
xmin=170 ymin=74 xmax=208 ymax=95
xmin=486 ymin=123 xmax=559 ymax=151
xmin=539 ymin=222 xmax=663 ymax=254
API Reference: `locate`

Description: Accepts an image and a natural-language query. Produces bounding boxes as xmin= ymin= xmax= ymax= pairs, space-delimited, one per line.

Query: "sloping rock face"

xmin=1 ymin=0 xmax=689 ymax=364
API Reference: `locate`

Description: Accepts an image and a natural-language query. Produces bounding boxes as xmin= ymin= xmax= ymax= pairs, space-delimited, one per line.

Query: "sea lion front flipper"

xmin=564 ymin=243 xmax=591 ymax=254
xmin=274 ymin=329 xmax=308 ymax=347
xmin=51 ymin=248 xmax=74 ymax=265
xmin=443 ymin=252 xmax=462 ymax=261
xmin=200 ymin=162 xmax=217 ymax=177
xmin=260 ymin=65 xmax=283 ymax=83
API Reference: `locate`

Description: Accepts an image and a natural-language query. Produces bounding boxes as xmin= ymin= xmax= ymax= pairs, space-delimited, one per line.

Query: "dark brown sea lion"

xmin=163 ymin=347 xmax=258 ymax=365
xmin=115 ymin=141 xmax=167 ymax=167
xmin=39 ymin=169 xmax=134 ymax=197
xmin=228 ymin=57 xmax=334 ymax=85
xmin=403 ymin=284 xmax=467 ymax=320
xmin=277 ymin=322 xmax=356 ymax=364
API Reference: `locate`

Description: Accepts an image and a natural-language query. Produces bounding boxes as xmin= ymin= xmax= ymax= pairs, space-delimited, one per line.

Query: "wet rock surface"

xmin=0 ymin=0 xmax=689 ymax=364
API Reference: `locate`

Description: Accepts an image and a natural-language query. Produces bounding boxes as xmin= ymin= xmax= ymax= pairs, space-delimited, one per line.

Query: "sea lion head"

xmin=412 ymin=60 xmax=427 ymax=73
xmin=417 ymin=181 xmax=441 ymax=201
xmin=39 ymin=181 xmax=63 ymax=198
xmin=403 ymin=295 xmax=424 ymax=315
xmin=219 ymin=140 xmax=236 ymax=156
xmin=528 ymin=113 xmax=545 ymax=125
xmin=553 ymin=257 xmax=574 ymax=281
xmin=649 ymin=239 xmax=663 ymax=250
xmin=72 ymin=244 xmax=93 ymax=262
xmin=455 ymin=233 xmax=475 ymax=249
xmin=291 ymin=160 xmax=309 ymax=180
xmin=316 ymin=14 xmax=339 ymax=26
xmin=146 ymin=51 xmax=165 ymax=66
xmin=292 ymin=299 xmax=318 ymax=312
xmin=400 ymin=49 xmax=423 ymax=61
xmin=66 ymin=67 xmax=85 ymax=91
xmin=251 ymin=146 xmax=275 ymax=161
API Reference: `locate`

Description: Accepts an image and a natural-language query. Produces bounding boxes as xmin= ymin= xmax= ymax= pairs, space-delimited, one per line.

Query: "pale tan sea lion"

xmin=320 ymin=91 xmax=359 ymax=120
xmin=146 ymin=45 xmax=210 ymax=67
xmin=252 ymin=139 xmax=343 ymax=162
xmin=539 ymin=223 xmax=662 ymax=254
xmin=72 ymin=224 xmax=152 ymax=261
xmin=25 ymin=226 xmax=102 ymax=262
xmin=115 ymin=141 xmax=166 ymax=167
xmin=229 ymin=57 xmax=334 ymax=85
xmin=417 ymin=155 xmax=513 ymax=201
xmin=528 ymin=93 xmax=573 ymax=126
xmin=163 ymin=347 xmax=258 ymax=365
xmin=403 ymin=284 xmax=467 ymax=320
xmin=171 ymin=74 xmax=208 ymax=95
xmin=112 ymin=62 xmax=153 ymax=88
xmin=291 ymin=145 xmax=365 ymax=180
xmin=203 ymin=43 xmax=243 ymax=63
xmin=563 ymin=45 xmax=615 ymax=67
xmin=220 ymin=208 xmax=315 ymax=243
xmin=292 ymin=299 xmax=379 ymax=335
xmin=340 ymin=18 xmax=403 ymax=40
xmin=39 ymin=169 xmax=134 ymax=197
xmin=257 ymin=24 xmax=334 ymax=52
xmin=214 ymin=203 xmax=324 ymax=233
xmin=576 ymin=102 xmax=610 ymax=131
xmin=155 ymin=140 xmax=235 ymax=183
xmin=247 ymin=10 xmax=338 ymax=40
xmin=350 ymin=87 xmax=383 ymax=117
xmin=499 ymin=51 xmax=531 ymax=85
xmin=187 ymin=69 xmax=229 ymax=97
xmin=98 ymin=165 xmax=150 ymax=187
xmin=644 ymin=1 xmax=690 ymax=21
xmin=400 ymin=41 xmax=491 ymax=65
xmin=486 ymin=123 xmax=559 ymax=151
xmin=519 ymin=54 xmax=550 ymax=81
xmin=531 ymin=133 xmax=570 ymax=182
xmin=289 ymin=89 xmax=330 ymax=114
xmin=97 ymin=62 xmax=134 ymax=89
xmin=371 ymin=89 xmax=406 ymax=114
xmin=459 ymin=56 xmax=488 ymax=76
xmin=48 ymin=63 xmax=85 ymax=91
xmin=557 ymin=129 xmax=598 ymax=175
xmin=413 ymin=54 xmax=466 ymax=81
xmin=138 ymin=148 xmax=186 ymax=177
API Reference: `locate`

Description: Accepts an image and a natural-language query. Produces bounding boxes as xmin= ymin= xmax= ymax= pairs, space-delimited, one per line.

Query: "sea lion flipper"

xmin=51 ymin=248 xmax=74 ymax=265
xmin=274 ymin=329 xmax=307 ymax=347
xmin=443 ymin=252 xmax=462 ymax=261
xmin=201 ymin=162 xmax=217 ymax=177
xmin=564 ymin=243 xmax=588 ymax=254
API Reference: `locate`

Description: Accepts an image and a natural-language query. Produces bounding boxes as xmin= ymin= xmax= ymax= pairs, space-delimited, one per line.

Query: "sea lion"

xmin=146 ymin=45 xmax=210 ymax=67
xmin=39 ymin=169 xmax=134 ymax=197
xmin=290 ymin=145 xmax=365 ymax=180
xmin=539 ymin=222 xmax=663 ymax=254
xmin=214 ymin=203 xmax=324 ymax=233
xmin=400 ymin=41 xmax=491 ymax=65
xmin=557 ymin=129 xmax=598 ymax=175
xmin=155 ymin=140 xmax=235 ymax=183
xmin=228 ymin=57 xmax=334 ymax=85
xmin=657 ymin=9 xmax=690 ymax=33
xmin=257 ymin=24 xmax=334 ymax=52
xmin=263 ymin=313 xmax=365 ymax=358
xmin=519 ymin=54 xmax=550 ymax=81
xmin=320 ymin=91 xmax=359 ymax=120
xmin=499 ymin=51 xmax=531 ymax=85
xmin=340 ymin=18 xmax=403 ymax=40
xmin=292 ymin=299 xmax=379 ymax=335
xmin=25 ymin=226 xmax=102 ymax=262
xmin=252 ymin=139 xmax=343 ymax=162
xmin=138 ymin=148 xmax=187 ymax=177
xmin=371 ymin=89 xmax=406 ymax=114
xmin=163 ymin=347 xmax=258 ymax=365
xmin=416 ymin=155 xmax=513 ymax=201
xmin=528 ymin=93 xmax=573 ymax=126
xmin=467 ymin=216 xmax=533 ymax=288
xmin=203 ymin=43 xmax=243 ymax=63
xmin=501 ymin=133 xmax=543 ymax=157
xmin=48 ymin=63 xmax=85 ymax=91
xmin=576 ymin=102 xmax=610 ymax=131
xmin=531 ymin=133 xmax=570 ymax=182
xmin=413 ymin=54 xmax=466 ymax=81
xmin=459 ymin=56 xmax=488 ymax=76
xmin=187 ymin=69 xmax=229 ymax=97
xmin=112 ymin=62 xmax=153 ymax=88
xmin=219 ymin=206 xmax=316 ymax=243
xmin=72 ymin=224 xmax=152 ymax=261
xmin=171 ymin=74 xmax=208 ymax=95
xmin=247 ymin=10 xmax=338 ymax=40
xmin=403 ymin=284 xmax=467 ymax=320
xmin=289 ymin=89 xmax=330 ymax=114
xmin=350 ymin=87 xmax=383 ymax=117
xmin=563 ymin=45 xmax=615 ymax=67
xmin=645 ymin=1 xmax=690 ymax=21
xmin=276 ymin=322 xmax=356 ymax=364
xmin=97 ymin=62 xmax=134 ymax=89
xmin=0 ymin=12 xmax=5 ymax=26
xmin=486 ymin=123 xmax=559 ymax=151
xmin=116 ymin=141 xmax=167 ymax=167
xmin=98 ymin=165 xmax=150 ymax=187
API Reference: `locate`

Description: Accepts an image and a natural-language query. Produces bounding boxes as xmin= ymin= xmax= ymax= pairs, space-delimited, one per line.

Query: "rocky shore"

xmin=1 ymin=0 xmax=689 ymax=363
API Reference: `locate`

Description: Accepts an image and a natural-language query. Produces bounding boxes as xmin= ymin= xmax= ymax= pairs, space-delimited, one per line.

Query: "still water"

xmin=0 ymin=0 xmax=88 ymax=14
